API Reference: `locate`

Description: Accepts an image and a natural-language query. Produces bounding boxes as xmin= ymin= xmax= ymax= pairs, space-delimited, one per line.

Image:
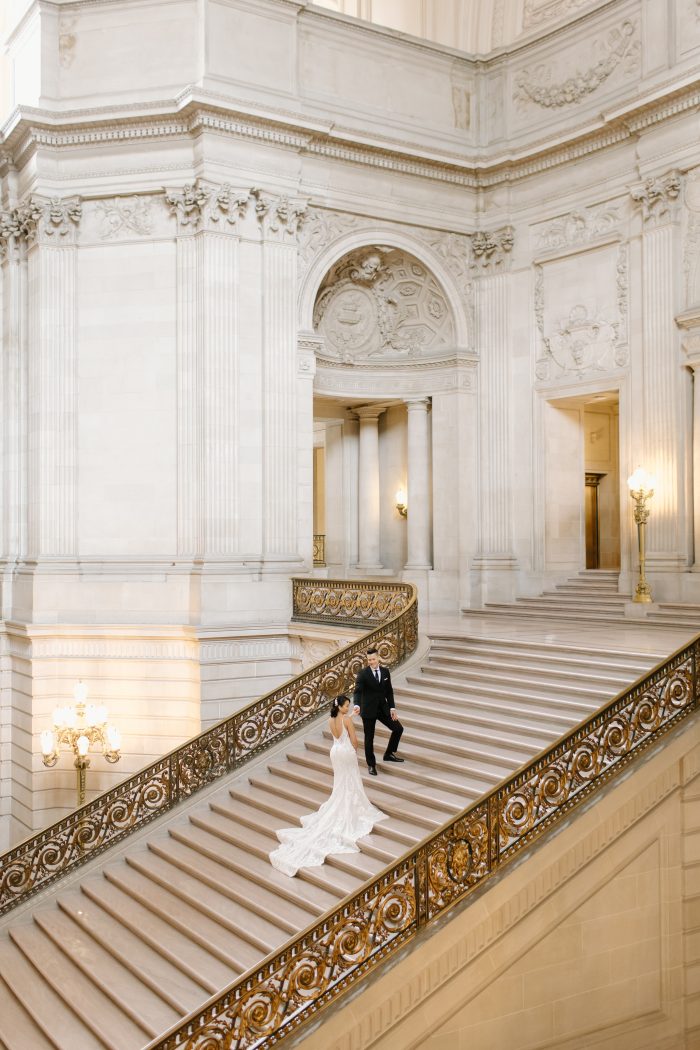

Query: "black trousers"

xmin=362 ymin=712 xmax=404 ymax=769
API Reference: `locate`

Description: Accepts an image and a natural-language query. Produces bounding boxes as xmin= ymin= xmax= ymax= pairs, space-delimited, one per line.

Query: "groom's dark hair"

xmin=366 ymin=646 xmax=378 ymax=655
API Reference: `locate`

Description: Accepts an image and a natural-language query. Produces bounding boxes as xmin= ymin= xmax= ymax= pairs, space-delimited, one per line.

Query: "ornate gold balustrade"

xmin=147 ymin=635 xmax=700 ymax=1050
xmin=0 ymin=579 xmax=417 ymax=917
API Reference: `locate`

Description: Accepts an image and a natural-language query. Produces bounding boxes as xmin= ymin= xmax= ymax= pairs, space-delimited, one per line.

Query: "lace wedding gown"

xmin=269 ymin=722 xmax=387 ymax=878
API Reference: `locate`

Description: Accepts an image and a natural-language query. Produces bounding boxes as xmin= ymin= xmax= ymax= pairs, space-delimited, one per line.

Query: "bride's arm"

xmin=344 ymin=714 xmax=359 ymax=750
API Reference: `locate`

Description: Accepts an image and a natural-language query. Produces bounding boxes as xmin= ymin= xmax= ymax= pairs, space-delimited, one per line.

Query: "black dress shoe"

xmin=368 ymin=766 xmax=378 ymax=776
xmin=383 ymin=754 xmax=404 ymax=763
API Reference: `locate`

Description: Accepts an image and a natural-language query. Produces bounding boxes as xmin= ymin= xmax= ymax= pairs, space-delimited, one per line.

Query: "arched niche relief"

xmin=311 ymin=245 xmax=456 ymax=365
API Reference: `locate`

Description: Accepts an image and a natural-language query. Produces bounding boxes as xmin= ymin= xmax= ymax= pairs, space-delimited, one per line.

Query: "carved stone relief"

xmin=298 ymin=207 xmax=473 ymax=343
xmin=534 ymin=203 xmax=622 ymax=253
xmin=534 ymin=242 xmax=628 ymax=381
xmin=514 ymin=19 xmax=640 ymax=110
xmin=523 ymin=0 xmax=598 ymax=30
xmin=313 ymin=247 xmax=455 ymax=364
xmin=97 ymin=197 xmax=154 ymax=239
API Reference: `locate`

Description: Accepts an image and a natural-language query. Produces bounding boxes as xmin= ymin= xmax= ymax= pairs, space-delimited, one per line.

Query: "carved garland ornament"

xmin=515 ymin=20 xmax=640 ymax=109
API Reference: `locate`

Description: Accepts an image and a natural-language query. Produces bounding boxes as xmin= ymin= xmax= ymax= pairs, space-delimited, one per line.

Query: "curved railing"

xmin=0 ymin=579 xmax=418 ymax=916
xmin=147 ymin=633 xmax=700 ymax=1050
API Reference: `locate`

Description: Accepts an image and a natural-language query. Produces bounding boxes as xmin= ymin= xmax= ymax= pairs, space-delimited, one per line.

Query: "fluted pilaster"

xmin=634 ymin=173 xmax=687 ymax=568
xmin=262 ymin=241 xmax=297 ymax=557
xmin=474 ymin=270 xmax=516 ymax=566
xmin=25 ymin=209 xmax=79 ymax=558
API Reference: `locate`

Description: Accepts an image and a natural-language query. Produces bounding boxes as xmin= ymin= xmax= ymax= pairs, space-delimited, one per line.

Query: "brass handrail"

xmin=147 ymin=633 xmax=699 ymax=1050
xmin=0 ymin=579 xmax=418 ymax=916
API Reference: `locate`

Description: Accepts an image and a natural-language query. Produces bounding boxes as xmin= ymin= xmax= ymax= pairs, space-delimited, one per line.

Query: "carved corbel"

xmin=630 ymin=170 xmax=682 ymax=226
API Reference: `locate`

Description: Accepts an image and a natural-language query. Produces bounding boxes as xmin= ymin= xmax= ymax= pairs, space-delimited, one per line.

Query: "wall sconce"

xmin=395 ymin=488 xmax=407 ymax=518
xmin=41 ymin=681 xmax=121 ymax=807
xmin=626 ymin=467 xmax=656 ymax=603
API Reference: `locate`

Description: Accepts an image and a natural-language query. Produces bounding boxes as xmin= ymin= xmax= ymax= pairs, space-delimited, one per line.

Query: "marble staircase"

xmin=468 ymin=569 xmax=700 ymax=627
xmin=0 ymin=630 xmax=673 ymax=1049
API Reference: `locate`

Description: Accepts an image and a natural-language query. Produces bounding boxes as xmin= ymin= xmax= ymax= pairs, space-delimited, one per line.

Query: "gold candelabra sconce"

xmin=395 ymin=487 xmax=408 ymax=519
xmin=627 ymin=467 xmax=656 ymax=604
xmin=41 ymin=681 xmax=122 ymax=808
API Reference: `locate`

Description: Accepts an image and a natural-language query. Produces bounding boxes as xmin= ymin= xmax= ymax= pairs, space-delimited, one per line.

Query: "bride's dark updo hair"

xmin=330 ymin=694 xmax=350 ymax=717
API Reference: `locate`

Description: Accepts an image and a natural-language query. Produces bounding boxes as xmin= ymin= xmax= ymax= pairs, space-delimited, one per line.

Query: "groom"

xmin=353 ymin=647 xmax=404 ymax=775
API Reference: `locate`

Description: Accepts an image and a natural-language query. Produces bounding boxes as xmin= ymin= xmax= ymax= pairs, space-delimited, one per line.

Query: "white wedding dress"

xmin=269 ymin=720 xmax=387 ymax=878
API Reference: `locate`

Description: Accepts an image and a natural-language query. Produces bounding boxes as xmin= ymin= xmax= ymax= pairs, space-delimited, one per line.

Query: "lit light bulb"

xmin=395 ymin=488 xmax=407 ymax=506
xmin=76 ymin=735 xmax=89 ymax=757
xmin=627 ymin=467 xmax=656 ymax=494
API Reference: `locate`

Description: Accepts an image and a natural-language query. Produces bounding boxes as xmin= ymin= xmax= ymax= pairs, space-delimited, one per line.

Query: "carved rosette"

xmin=469 ymin=226 xmax=514 ymax=274
xmin=630 ymin=170 xmax=682 ymax=226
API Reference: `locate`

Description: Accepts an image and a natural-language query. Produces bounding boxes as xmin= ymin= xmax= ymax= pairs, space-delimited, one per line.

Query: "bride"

xmin=269 ymin=694 xmax=387 ymax=878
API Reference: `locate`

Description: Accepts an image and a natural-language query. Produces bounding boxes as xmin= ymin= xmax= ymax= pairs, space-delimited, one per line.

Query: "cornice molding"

xmin=2 ymin=74 xmax=700 ymax=190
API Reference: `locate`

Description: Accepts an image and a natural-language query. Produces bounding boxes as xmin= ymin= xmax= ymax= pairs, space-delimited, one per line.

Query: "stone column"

xmin=404 ymin=397 xmax=432 ymax=569
xmin=678 ymin=310 xmax=700 ymax=567
xmin=342 ymin=416 xmax=360 ymax=570
xmin=470 ymin=227 xmax=518 ymax=597
xmin=23 ymin=196 xmax=81 ymax=559
xmin=356 ymin=406 xmax=385 ymax=571
xmin=631 ymin=171 xmax=688 ymax=575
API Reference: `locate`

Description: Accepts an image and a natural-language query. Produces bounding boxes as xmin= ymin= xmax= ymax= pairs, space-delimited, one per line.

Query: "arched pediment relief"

xmin=312 ymin=246 xmax=456 ymax=364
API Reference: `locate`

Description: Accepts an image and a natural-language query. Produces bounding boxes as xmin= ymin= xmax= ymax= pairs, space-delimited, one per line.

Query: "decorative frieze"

xmin=514 ymin=19 xmax=640 ymax=110
xmin=630 ymin=171 xmax=682 ymax=226
xmin=469 ymin=227 xmax=514 ymax=273
xmin=523 ymin=0 xmax=597 ymax=30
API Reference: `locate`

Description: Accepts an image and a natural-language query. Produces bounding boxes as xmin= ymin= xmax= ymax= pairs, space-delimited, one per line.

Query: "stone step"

xmin=0 ymin=613 xmax=672 ymax=1050
xmin=425 ymin=651 xmax=649 ymax=686
xmin=405 ymin=670 xmax=602 ymax=712
xmin=421 ymin=657 xmax=630 ymax=697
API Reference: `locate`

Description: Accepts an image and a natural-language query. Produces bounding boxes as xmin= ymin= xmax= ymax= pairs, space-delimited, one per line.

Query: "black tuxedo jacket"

xmin=353 ymin=665 xmax=395 ymax=720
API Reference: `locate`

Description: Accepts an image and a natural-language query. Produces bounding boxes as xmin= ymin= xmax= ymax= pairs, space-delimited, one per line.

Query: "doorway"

xmin=544 ymin=391 xmax=620 ymax=572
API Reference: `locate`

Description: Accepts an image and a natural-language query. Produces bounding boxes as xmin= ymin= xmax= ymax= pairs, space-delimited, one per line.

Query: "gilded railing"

xmin=147 ymin=635 xmax=700 ymax=1050
xmin=0 ymin=579 xmax=417 ymax=917
xmin=312 ymin=534 xmax=325 ymax=566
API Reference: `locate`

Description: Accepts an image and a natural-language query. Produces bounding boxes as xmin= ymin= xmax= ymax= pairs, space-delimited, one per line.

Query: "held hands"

xmin=353 ymin=705 xmax=361 ymax=716
xmin=390 ymin=708 xmax=398 ymax=721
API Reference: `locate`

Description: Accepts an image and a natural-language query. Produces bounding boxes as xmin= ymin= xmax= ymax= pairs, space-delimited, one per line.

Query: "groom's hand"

xmin=390 ymin=708 xmax=398 ymax=721
xmin=353 ymin=705 xmax=361 ymax=716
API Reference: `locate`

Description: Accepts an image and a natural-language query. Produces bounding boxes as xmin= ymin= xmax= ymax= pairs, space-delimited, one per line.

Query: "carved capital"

xmin=210 ymin=184 xmax=250 ymax=228
xmin=0 ymin=194 xmax=82 ymax=252
xmin=630 ymin=171 xmax=682 ymax=226
xmin=252 ymin=187 xmax=308 ymax=240
xmin=164 ymin=180 xmax=210 ymax=230
xmin=470 ymin=226 xmax=514 ymax=273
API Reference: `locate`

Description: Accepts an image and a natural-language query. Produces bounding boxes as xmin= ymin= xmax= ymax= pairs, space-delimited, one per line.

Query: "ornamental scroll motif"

xmin=515 ymin=19 xmax=640 ymax=109
xmin=151 ymin=636 xmax=699 ymax=1050
xmin=0 ymin=579 xmax=417 ymax=917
